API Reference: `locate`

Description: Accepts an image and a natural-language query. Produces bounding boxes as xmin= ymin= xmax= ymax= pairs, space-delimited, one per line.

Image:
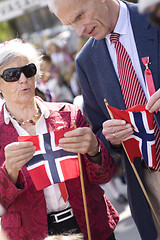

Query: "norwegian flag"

xmin=18 ymin=128 xmax=80 ymax=190
xmin=107 ymin=104 xmax=157 ymax=168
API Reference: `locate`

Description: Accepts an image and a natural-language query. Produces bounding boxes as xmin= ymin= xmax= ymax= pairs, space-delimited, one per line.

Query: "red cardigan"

xmin=0 ymin=100 xmax=119 ymax=240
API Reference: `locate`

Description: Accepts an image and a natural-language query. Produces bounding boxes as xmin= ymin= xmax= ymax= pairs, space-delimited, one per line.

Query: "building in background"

xmin=0 ymin=0 xmax=66 ymax=47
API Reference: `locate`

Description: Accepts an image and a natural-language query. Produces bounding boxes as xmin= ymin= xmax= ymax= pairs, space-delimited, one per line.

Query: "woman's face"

xmin=0 ymin=57 xmax=36 ymax=107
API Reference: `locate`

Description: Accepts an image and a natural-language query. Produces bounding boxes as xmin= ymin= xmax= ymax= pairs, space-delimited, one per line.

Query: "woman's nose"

xmin=18 ymin=72 xmax=28 ymax=83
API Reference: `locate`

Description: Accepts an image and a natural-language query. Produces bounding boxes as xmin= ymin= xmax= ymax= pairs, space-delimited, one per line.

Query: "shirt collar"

xmin=35 ymin=97 xmax=50 ymax=119
xmin=106 ymin=1 xmax=128 ymax=45
xmin=4 ymin=104 xmax=11 ymax=125
xmin=4 ymin=97 xmax=50 ymax=125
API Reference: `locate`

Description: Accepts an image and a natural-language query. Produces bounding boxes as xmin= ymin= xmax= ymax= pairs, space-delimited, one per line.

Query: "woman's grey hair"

xmin=48 ymin=0 xmax=57 ymax=13
xmin=0 ymin=39 xmax=42 ymax=99
xmin=0 ymin=39 xmax=42 ymax=75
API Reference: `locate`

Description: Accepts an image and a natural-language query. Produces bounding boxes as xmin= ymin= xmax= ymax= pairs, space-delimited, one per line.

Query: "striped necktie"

xmin=110 ymin=32 xmax=160 ymax=171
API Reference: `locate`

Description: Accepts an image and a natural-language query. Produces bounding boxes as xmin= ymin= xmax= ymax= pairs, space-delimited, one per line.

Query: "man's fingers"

xmin=146 ymin=89 xmax=160 ymax=112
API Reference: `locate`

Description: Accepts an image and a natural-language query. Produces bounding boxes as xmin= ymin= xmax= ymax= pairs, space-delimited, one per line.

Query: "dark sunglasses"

xmin=0 ymin=63 xmax=37 ymax=82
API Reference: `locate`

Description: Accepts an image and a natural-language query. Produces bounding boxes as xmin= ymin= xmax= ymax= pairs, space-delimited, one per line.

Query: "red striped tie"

xmin=110 ymin=32 xmax=160 ymax=171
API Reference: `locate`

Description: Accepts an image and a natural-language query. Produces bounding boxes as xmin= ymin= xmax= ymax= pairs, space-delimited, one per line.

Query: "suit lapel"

xmin=92 ymin=38 xmax=126 ymax=109
xmin=128 ymin=2 xmax=159 ymax=91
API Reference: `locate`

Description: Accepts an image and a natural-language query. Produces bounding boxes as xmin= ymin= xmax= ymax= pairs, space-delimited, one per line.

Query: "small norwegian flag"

xmin=19 ymin=128 xmax=80 ymax=190
xmin=107 ymin=104 xmax=157 ymax=168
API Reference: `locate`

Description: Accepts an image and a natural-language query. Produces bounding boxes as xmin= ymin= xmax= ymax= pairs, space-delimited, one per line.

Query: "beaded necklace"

xmin=7 ymin=105 xmax=41 ymax=126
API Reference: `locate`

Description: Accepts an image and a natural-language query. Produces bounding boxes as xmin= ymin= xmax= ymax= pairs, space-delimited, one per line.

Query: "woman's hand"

xmin=59 ymin=127 xmax=99 ymax=156
xmin=4 ymin=141 xmax=36 ymax=184
xmin=102 ymin=119 xmax=133 ymax=146
xmin=146 ymin=88 xmax=160 ymax=113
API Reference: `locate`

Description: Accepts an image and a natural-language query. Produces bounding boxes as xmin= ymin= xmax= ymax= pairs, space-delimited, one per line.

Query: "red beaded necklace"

xmin=7 ymin=105 xmax=41 ymax=126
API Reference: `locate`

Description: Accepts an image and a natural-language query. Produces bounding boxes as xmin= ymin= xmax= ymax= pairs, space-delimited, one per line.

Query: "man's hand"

xmin=102 ymin=119 xmax=133 ymax=146
xmin=146 ymin=88 xmax=160 ymax=113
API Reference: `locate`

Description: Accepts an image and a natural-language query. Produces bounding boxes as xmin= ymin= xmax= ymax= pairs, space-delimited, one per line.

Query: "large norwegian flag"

xmin=107 ymin=104 xmax=157 ymax=168
xmin=18 ymin=128 xmax=80 ymax=190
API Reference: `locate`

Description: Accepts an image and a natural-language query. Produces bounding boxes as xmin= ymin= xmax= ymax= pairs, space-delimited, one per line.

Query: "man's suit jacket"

xmin=0 ymin=99 xmax=119 ymax=240
xmin=76 ymin=2 xmax=160 ymax=240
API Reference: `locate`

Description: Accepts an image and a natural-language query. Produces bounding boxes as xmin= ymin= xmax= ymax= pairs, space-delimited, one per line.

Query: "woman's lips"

xmin=21 ymin=87 xmax=30 ymax=92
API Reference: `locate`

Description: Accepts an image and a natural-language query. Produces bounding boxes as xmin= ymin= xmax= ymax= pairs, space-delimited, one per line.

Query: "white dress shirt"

xmin=105 ymin=0 xmax=150 ymax=101
xmin=4 ymin=98 xmax=71 ymax=213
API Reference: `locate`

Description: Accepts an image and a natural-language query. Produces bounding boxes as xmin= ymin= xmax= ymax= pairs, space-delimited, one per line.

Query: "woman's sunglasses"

xmin=0 ymin=63 xmax=37 ymax=82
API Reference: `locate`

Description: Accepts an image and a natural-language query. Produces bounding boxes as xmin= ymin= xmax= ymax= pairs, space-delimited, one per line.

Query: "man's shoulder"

xmin=77 ymin=37 xmax=95 ymax=56
xmin=123 ymin=0 xmax=138 ymax=11
xmin=124 ymin=0 xmax=159 ymax=28
xmin=76 ymin=37 xmax=105 ymax=63
xmin=123 ymin=1 xmax=147 ymax=21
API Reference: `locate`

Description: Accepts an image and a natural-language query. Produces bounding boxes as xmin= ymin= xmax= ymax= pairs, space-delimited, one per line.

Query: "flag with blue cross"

xmin=107 ymin=104 xmax=156 ymax=168
xmin=18 ymin=128 xmax=80 ymax=190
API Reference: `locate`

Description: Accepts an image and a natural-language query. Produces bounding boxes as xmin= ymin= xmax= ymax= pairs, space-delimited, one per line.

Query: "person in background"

xmin=67 ymin=62 xmax=81 ymax=97
xmin=39 ymin=53 xmax=74 ymax=103
xmin=138 ymin=0 xmax=160 ymax=26
xmin=0 ymin=39 xmax=119 ymax=240
xmin=35 ymin=53 xmax=56 ymax=102
xmin=48 ymin=0 xmax=160 ymax=239
xmin=45 ymin=40 xmax=73 ymax=85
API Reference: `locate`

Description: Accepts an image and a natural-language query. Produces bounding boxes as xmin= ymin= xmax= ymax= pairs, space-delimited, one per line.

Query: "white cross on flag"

xmin=19 ymin=128 xmax=80 ymax=190
xmin=107 ymin=104 xmax=157 ymax=168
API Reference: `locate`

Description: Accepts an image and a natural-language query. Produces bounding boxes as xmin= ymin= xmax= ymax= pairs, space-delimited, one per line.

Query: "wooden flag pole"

xmin=104 ymin=99 xmax=160 ymax=227
xmin=73 ymin=121 xmax=92 ymax=240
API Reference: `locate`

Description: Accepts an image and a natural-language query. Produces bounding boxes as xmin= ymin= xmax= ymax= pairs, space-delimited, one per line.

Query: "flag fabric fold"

xmin=107 ymin=104 xmax=156 ymax=168
xmin=18 ymin=128 xmax=80 ymax=191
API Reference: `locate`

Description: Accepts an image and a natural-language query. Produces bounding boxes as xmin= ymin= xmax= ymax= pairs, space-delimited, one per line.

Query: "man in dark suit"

xmin=48 ymin=0 xmax=160 ymax=239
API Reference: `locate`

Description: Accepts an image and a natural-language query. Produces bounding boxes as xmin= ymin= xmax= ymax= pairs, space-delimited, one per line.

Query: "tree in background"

xmin=0 ymin=21 xmax=16 ymax=42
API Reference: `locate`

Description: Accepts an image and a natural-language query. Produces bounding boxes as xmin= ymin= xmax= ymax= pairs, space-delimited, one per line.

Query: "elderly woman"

xmin=0 ymin=39 xmax=119 ymax=240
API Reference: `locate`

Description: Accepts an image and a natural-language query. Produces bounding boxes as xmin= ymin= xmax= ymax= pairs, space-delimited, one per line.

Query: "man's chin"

xmin=93 ymin=34 xmax=106 ymax=40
